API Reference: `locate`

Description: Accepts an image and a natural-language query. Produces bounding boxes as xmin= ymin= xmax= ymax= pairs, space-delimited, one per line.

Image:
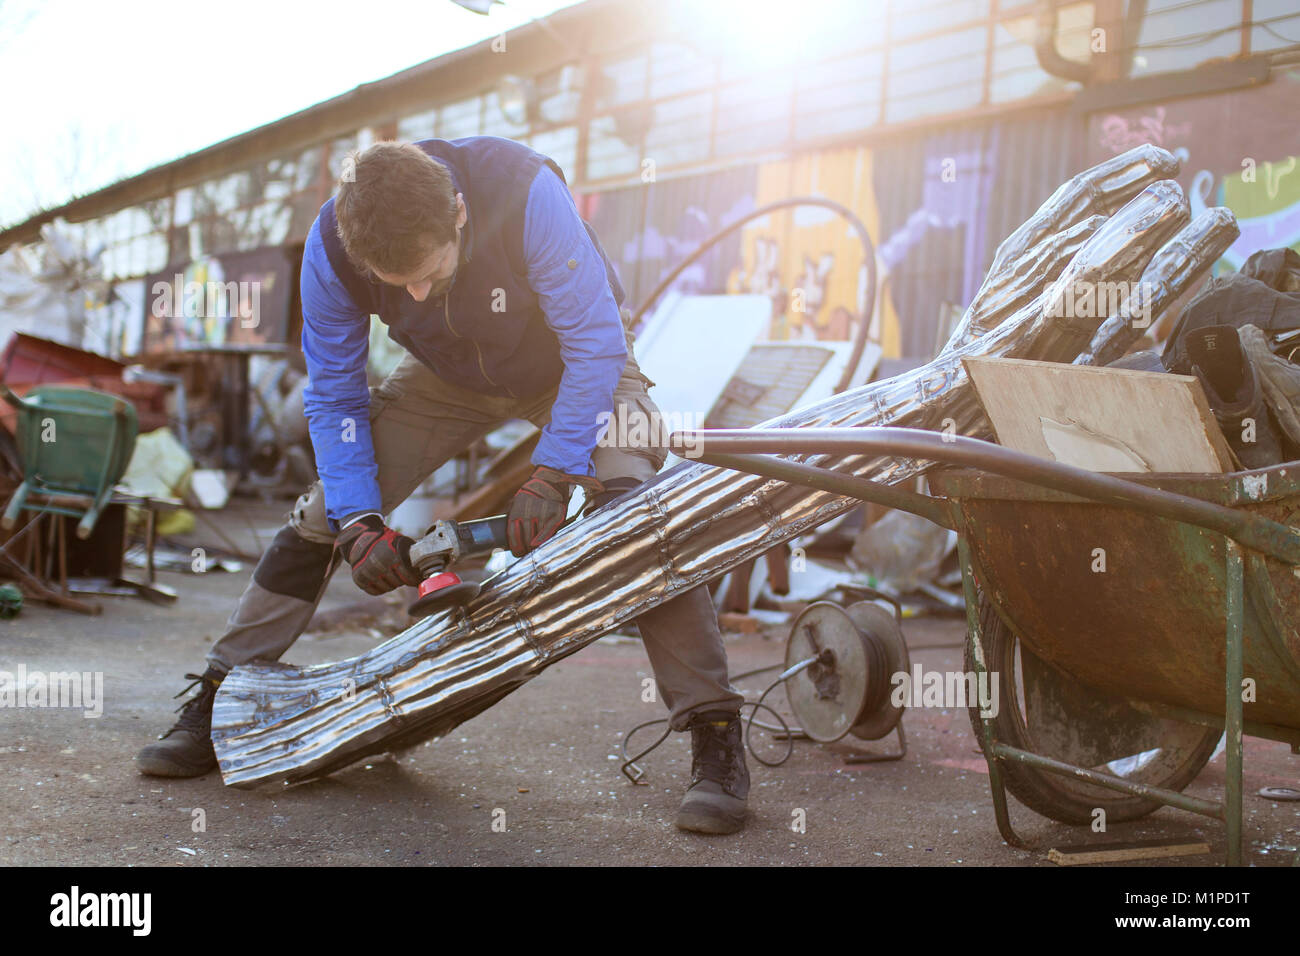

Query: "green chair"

xmin=2 ymin=385 xmax=138 ymax=540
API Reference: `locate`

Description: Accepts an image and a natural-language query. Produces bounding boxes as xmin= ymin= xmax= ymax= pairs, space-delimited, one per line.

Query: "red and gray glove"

xmin=335 ymin=514 xmax=422 ymax=595
xmin=507 ymin=466 xmax=603 ymax=557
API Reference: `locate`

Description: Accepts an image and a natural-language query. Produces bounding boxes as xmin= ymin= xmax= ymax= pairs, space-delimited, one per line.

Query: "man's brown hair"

xmin=334 ymin=142 xmax=459 ymax=275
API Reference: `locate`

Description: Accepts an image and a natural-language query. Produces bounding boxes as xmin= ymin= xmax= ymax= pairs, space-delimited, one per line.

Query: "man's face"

xmin=370 ymin=193 xmax=467 ymax=302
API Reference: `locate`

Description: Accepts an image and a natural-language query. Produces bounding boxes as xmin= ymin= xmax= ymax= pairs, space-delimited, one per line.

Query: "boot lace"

xmin=691 ymin=717 xmax=743 ymax=791
xmin=166 ymin=673 xmax=218 ymax=738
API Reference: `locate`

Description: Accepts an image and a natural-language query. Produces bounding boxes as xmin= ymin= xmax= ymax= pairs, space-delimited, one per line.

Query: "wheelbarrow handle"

xmin=697 ymin=451 xmax=955 ymax=531
xmin=671 ymin=427 xmax=1300 ymax=566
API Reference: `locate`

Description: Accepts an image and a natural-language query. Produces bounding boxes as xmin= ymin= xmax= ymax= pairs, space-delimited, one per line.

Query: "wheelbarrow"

xmin=673 ymin=426 xmax=1300 ymax=866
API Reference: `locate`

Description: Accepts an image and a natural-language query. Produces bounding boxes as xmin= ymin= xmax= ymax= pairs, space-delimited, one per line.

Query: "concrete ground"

xmin=1 ymin=499 xmax=1297 ymax=867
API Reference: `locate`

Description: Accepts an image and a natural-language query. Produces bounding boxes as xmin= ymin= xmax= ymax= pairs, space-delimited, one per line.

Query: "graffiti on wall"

xmin=580 ymin=129 xmax=1049 ymax=361
xmin=1088 ymin=70 xmax=1300 ymax=271
xmin=726 ymin=147 xmax=889 ymax=348
xmin=1217 ymin=155 xmax=1300 ymax=269
xmin=582 ymin=166 xmax=757 ymax=311
xmin=585 ymin=147 xmax=916 ymax=357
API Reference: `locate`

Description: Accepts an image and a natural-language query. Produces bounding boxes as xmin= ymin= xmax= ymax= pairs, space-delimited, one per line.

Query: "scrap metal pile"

xmin=212 ymin=145 xmax=1240 ymax=787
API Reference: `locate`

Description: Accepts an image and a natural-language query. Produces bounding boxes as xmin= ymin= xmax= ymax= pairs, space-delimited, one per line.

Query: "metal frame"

xmin=683 ymin=425 xmax=1300 ymax=866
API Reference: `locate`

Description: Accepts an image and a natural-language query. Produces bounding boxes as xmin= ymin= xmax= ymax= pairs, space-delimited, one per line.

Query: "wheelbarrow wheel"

xmin=964 ymin=593 xmax=1222 ymax=825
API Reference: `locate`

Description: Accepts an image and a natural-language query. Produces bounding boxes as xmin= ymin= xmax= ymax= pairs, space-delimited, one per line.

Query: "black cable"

xmin=745 ymin=679 xmax=796 ymax=767
xmin=619 ymin=661 xmax=809 ymax=782
xmin=619 ymin=719 xmax=673 ymax=784
xmin=1260 ymin=22 xmax=1300 ymax=45
xmin=617 ymin=618 xmax=953 ymax=780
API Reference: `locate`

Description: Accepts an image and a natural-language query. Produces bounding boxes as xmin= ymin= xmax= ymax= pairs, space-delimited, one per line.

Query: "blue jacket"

xmin=300 ymin=137 xmax=629 ymax=524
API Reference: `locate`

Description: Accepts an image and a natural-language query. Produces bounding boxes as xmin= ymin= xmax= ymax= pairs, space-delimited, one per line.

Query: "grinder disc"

xmin=785 ymin=602 xmax=872 ymax=743
xmin=846 ymin=600 xmax=909 ymax=741
xmin=407 ymin=577 xmax=481 ymax=617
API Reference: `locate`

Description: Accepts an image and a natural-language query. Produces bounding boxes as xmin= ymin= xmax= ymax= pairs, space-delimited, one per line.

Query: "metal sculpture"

xmin=213 ymin=145 xmax=1238 ymax=788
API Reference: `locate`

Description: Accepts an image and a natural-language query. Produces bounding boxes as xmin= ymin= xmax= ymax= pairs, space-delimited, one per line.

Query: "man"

xmin=135 ymin=136 xmax=750 ymax=835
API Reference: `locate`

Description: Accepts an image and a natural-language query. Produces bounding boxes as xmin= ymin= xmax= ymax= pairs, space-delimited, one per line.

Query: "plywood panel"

xmin=963 ymin=357 xmax=1233 ymax=473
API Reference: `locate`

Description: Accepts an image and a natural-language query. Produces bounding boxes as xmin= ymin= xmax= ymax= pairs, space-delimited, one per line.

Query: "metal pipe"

xmin=670 ymin=428 xmax=1300 ymax=565
xmin=960 ymin=532 xmax=1027 ymax=847
xmin=990 ymin=743 xmax=1226 ymax=819
xmin=1124 ymin=697 xmax=1300 ymax=748
xmin=1033 ymin=0 xmax=1095 ymax=84
xmin=696 ymin=451 xmax=954 ymax=530
xmin=629 ymin=196 xmax=878 ymax=394
xmin=1225 ymin=541 xmax=1245 ymax=866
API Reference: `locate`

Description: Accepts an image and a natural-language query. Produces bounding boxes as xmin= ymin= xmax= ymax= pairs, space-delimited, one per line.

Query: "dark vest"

xmin=318 ymin=136 xmax=624 ymax=398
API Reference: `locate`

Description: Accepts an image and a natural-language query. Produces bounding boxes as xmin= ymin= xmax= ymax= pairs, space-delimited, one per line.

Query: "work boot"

xmin=675 ymin=710 xmax=750 ymax=835
xmin=135 ymin=667 xmax=225 ymax=778
xmin=1185 ymin=325 xmax=1285 ymax=469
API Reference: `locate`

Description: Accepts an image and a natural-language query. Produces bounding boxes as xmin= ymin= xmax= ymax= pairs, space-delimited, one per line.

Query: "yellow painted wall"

xmin=726 ymin=146 xmax=903 ymax=357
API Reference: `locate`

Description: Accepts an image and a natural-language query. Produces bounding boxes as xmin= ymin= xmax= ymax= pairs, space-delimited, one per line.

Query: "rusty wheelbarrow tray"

xmin=675 ymin=426 xmax=1300 ymax=866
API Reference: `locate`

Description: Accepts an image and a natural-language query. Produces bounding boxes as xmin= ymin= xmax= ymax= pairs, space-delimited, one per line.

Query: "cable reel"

xmin=784 ymin=600 xmax=910 ymax=744
xmin=619 ymin=597 xmax=910 ymax=784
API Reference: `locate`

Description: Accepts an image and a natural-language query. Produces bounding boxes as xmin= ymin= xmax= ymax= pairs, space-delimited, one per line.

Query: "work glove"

xmin=335 ymin=514 xmax=422 ymax=595
xmin=507 ymin=465 xmax=603 ymax=557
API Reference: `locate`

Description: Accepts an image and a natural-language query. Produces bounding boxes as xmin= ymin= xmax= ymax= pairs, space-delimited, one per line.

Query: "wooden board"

xmin=963 ymin=357 xmax=1234 ymax=473
xmin=1048 ymin=840 xmax=1211 ymax=865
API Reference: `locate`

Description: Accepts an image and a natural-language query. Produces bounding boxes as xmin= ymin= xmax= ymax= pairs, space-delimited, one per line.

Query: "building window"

xmin=587 ymin=113 xmax=645 ymax=180
xmin=1132 ymin=0 xmax=1246 ymax=75
xmin=397 ymin=107 xmax=440 ymax=141
xmin=440 ymin=95 xmax=483 ymax=139
xmin=643 ymin=92 xmax=713 ymax=168
xmin=529 ymin=126 xmax=580 ymax=179
xmin=1250 ymin=0 xmax=1300 ymax=53
xmin=595 ymin=52 xmax=648 ymax=110
xmin=885 ymin=26 xmax=986 ymax=124
xmin=794 ymin=50 xmax=885 ymax=141
xmin=648 ymin=40 xmax=715 ymax=99
xmin=716 ymin=73 xmax=792 ymax=156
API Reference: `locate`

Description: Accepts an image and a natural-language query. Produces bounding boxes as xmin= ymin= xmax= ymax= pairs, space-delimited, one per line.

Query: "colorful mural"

xmin=59 ymin=69 xmax=1300 ymax=368
xmin=583 ymin=149 xmax=910 ymax=357
xmin=1086 ymin=68 xmax=1300 ymax=272
xmin=581 ymin=111 xmax=1081 ymax=361
xmin=726 ymin=146 xmax=892 ymax=350
xmin=582 ymin=165 xmax=757 ymax=308
xmin=582 ymin=68 xmax=1300 ymax=364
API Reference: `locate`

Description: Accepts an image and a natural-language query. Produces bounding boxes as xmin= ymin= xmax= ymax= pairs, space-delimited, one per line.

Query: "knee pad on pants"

xmin=252 ymin=525 xmax=339 ymax=601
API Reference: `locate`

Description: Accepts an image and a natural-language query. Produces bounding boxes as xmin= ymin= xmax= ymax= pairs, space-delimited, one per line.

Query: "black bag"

xmin=1162 ymin=248 xmax=1300 ymax=373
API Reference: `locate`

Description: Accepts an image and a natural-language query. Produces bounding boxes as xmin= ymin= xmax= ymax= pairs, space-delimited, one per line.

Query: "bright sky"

xmin=0 ymin=0 xmax=585 ymax=229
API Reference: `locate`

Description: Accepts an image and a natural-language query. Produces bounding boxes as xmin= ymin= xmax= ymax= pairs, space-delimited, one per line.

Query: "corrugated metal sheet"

xmin=707 ymin=343 xmax=835 ymax=428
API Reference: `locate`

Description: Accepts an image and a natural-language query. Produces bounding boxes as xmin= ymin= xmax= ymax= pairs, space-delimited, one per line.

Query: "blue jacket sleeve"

xmin=523 ymin=166 xmax=627 ymax=478
xmin=299 ymin=218 xmax=381 ymax=525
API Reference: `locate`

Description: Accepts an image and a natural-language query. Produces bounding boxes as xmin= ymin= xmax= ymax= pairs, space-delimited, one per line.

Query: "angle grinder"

xmin=406 ymin=515 xmax=509 ymax=617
